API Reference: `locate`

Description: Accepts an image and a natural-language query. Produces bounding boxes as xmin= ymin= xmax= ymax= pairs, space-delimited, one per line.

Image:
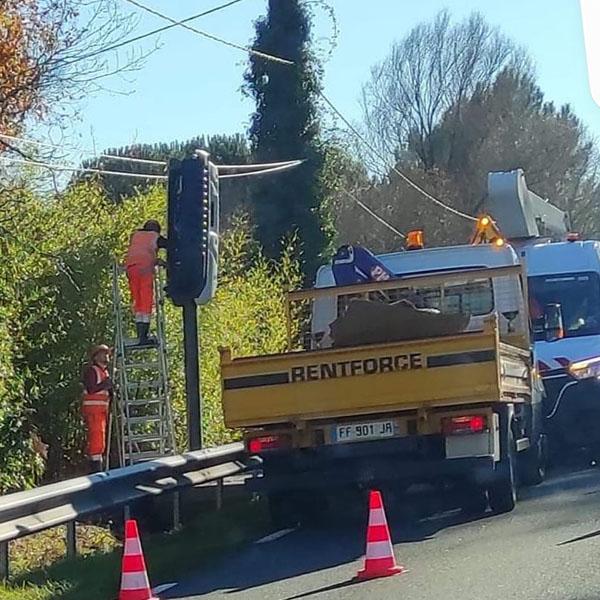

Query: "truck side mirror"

xmin=544 ymin=303 xmax=564 ymax=342
xmin=502 ymin=310 xmax=519 ymax=333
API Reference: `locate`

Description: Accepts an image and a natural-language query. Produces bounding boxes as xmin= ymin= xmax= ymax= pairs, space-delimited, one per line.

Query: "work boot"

xmin=139 ymin=322 xmax=158 ymax=346
xmin=135 ymin=321 xmax=150 ymax=344
xmin=135 ymin=321 xmax=146 ymax=344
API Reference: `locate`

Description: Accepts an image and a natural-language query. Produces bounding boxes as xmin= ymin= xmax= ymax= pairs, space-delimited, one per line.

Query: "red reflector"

xmin=248 ymin=435 xmax=284 ymax=453
xmin=442 ymin=415 xmax=486 ymax=435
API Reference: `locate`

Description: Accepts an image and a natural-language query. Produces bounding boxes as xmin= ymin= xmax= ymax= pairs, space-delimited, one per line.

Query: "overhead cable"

xmin=64 ymin=0 xmax=247 ymax=66
xmin=0 ymin=156 xmax=167 ymax=180
xmin=121 ymin=0 xmax=294 ymax=65
xmin=217 ymin=159 xmax=303 ymax=174
xmin=319 ymin=93 xmax=477 ymax=222
xmin=219 ymin=160 xmax=304 ymax=179
xmin=98 ymin=154 xmax=166 ymax=166
xmin=343 ymin=189 xmax=406 ymax=239
xmin=0 ymin=133 xmax=167 ymax=166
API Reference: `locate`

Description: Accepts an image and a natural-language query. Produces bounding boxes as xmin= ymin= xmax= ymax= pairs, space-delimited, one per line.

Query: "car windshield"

xmin=529 ymin=272 xmax=600 ymax=339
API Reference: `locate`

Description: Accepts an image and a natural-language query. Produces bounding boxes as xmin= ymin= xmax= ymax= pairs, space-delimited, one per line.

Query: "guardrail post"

xmin=171 ymin=492 xmax=181 ymax=532
xmin=216 ymin=478 xmax=224 ymax=511
xmin=0 ymin=541 xmax=9 ymax=581
xmin=66 ymin=521 xmax=77 ymax=558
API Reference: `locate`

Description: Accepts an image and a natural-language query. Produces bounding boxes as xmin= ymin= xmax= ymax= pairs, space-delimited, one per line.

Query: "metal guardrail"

xmin=0 ymin=442 xmax=251 ymax=580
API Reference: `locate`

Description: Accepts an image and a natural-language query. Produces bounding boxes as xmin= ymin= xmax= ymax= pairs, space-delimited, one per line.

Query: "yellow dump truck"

xmin=220 ymin=243 xmax=546 ymax=524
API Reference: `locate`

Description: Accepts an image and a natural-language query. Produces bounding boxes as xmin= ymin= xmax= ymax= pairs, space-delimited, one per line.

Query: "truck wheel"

xmin=520 ymin=434 xmax=547 ymax=486
xmin=268 ymin=493 xmax=300 ymax=529
xmin=488 ymin=429 xmax=517 ymax=514
xmin=461 ymin=486 xmax=488 ymax=516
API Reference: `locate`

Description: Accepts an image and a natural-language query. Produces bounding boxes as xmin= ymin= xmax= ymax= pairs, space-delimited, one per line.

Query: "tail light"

xmin=442 ymin=415 xmax=486 ymax=436
xmin=247 ymin=434 xmax=289 ymax=454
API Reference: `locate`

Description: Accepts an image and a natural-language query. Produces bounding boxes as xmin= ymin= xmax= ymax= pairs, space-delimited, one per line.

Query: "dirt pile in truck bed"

xmin=329 ymin=299 xmax=470 ymax=348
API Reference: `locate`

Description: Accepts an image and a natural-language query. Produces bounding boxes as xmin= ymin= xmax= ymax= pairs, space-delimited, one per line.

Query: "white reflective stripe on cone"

xmin=365 ymin=540 xmax=394 ymax=559
xmin=90 ymin=454 xmax=102 ymax=460
xmin=82 ymin=400 xmax=109 ymax=406
xmin=368 ymin=508 xmax=387 ymax=526
xmin=121 ymin=570 xmax=150 ymax=590
xmin=124 ymin=536 xmax=143 ymax=556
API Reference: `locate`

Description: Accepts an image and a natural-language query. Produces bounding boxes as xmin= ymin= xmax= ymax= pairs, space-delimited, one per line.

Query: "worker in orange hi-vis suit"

xmin=81 ymin=344 xmax=113 ymax=473
xmin=125 ymin=220 xmax=167 ymax=345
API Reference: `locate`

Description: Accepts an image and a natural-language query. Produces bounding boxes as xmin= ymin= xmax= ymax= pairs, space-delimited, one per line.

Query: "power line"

xmin=98 ymin=154 xmax=165 ymax=166
xmin=319 ymin=92 xmax=477 ymax=222
xmin=0 ymin=133 xmax=64 ymax=151
xmin=343 ymin=189 xmax=405 ymax=239
xmin=0 ymin=133 xmax=167 ymax=166
xmin=217 ymin=159 xmax=303 ymax=173
xmin=64 ymin=0 xmax=247 ymax=66
xmin=121 ymin=0 xmax=293 ymax=65
xmin=0 ymin=156 xmax=167 ymax=180
xmin=219 ymin=160 xmax=304 ymax=179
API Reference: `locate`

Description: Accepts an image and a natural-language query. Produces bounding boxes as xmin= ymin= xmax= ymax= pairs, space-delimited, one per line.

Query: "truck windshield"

xmin=529 ymin=272 xmax=600 ymax=340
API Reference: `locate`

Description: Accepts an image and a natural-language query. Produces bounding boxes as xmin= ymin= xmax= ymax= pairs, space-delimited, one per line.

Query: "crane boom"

xmin=485 ymin=169 xmax=570 ymax=241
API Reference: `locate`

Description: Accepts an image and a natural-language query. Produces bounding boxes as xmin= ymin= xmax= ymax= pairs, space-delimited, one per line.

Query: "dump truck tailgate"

xmin=220 ymin=326 xmax=530 ymax=428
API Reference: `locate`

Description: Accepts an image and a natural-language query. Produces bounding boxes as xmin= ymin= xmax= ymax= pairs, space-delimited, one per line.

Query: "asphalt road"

xmin=164 ymin=466 xmax=600 ymax=600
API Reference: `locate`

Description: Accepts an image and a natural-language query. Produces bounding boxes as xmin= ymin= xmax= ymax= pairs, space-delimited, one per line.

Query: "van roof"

xmin=315 ymin=244 xmax=520 ymax=288
xmin=518 ymin=240 xmax=600 ymax=276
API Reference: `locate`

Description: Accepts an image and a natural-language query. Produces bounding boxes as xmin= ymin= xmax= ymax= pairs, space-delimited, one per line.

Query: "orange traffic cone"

xmin=118 ymin=520 xmax=157 ymax=600
xmin=356 ymin=490 xmax=405 ymax=580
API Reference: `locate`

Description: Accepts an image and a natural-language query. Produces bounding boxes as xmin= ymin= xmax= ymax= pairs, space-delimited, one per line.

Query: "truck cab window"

xmin=529 ymin=272 xmax=600 ymax=340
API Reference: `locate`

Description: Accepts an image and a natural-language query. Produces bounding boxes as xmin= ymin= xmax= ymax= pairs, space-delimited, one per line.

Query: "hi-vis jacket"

xmin=125 ymin=230 xmax=167 ymax=269
xmin=82 ymin=364 xmax=111 ymax=407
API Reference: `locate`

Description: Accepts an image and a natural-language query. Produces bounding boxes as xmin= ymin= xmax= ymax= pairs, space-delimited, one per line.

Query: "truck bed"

xmin=220 ymin=320 xmax=531 ymax=428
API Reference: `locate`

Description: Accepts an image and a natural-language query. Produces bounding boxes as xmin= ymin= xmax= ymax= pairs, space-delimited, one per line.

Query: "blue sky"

xmin=68 ymin=0 xmax=600 ymax=155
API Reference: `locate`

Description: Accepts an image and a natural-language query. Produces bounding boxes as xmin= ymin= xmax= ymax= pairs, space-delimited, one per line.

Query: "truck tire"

xmin=268 ymin=493 xmax=300 ymax=529
xmin=520 ymin=434 xmax=547 ymax=486
xmin=488 ymin=428 xmax=517 ymax=514
xmin=461 ymin=486 xmax=488 ymax=517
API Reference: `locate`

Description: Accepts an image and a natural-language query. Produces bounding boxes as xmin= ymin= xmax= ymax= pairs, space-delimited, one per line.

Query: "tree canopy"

xmin=244 ymin=0 xmax=333 ymax=282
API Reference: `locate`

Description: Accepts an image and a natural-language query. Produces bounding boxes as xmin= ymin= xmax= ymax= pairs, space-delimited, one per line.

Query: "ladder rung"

xmin=124 ymin=342 xmax=162 ymax=351
xmin=127 ymin=416 xmax=164 ymax=425
xmin=124 ymin=434 xmax=165 ymax=443
xmin=124 ymin=362 xmax=159 ymax=369
xmin=126 ymin=398 xmax=164 ymax=406
xmin=129 ymin=450 xmax=175 ymax=461
xmin=126 ymin=382 xmax=161 ymax=389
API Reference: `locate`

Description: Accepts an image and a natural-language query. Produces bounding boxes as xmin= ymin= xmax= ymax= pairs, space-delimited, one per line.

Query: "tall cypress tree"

xmin=244 ymin=0 xmax=332 ymax=282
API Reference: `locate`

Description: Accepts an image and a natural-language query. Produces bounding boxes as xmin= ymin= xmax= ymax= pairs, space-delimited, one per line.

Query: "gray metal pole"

xmin=0 ymin=541 xmax=8 ymax=581
xmin=216 ymin=478 xmax=224 ymax=511
xmin=171 ymin=491 xmax=182 ymax=532
xmin=183 ymin=301 xmax=202 ymax=450
xmin=66 ymin=521 xmax=77 ymax=558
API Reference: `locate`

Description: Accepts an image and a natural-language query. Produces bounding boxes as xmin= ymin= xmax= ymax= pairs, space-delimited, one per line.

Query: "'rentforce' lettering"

xmin=290 ymin=353 xmax=424 ymax=382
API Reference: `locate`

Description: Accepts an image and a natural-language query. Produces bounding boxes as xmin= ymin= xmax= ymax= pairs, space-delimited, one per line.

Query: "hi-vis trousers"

xmin=82 ymin=403 xmax=108 ymax=460
xmin=126 ymin=264 xmax=154 ymax=322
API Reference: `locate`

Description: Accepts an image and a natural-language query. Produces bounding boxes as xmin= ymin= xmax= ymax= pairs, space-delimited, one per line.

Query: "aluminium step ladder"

xmin=111 ymin=263 xmax=177 ymax=466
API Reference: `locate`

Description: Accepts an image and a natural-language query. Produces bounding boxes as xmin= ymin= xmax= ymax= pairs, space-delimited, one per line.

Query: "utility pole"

xmin=182 ymin=300 xmax=201 ymax=449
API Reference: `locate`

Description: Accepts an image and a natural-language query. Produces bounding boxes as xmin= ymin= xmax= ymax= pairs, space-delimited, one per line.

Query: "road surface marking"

xmin=255 ymin=528 xmax=296 ymax=544
xmin=152 ymin=582 xmax=178 ymax=595
xmin=419 ymin=508 xmax=461 ymax=522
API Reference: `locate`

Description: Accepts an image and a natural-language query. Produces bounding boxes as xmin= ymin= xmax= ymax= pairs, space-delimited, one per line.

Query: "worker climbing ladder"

xmin=110 ymin=263 xmax=177 ymax=466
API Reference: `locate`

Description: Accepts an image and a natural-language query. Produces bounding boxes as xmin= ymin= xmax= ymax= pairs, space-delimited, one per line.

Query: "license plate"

xmin=334 ymin=420 xmax=395 ymax=443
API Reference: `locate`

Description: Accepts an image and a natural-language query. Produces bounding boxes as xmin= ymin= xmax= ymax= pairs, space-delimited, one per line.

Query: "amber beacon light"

xmin=406 ymin=229 xmax=424 ymax=250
